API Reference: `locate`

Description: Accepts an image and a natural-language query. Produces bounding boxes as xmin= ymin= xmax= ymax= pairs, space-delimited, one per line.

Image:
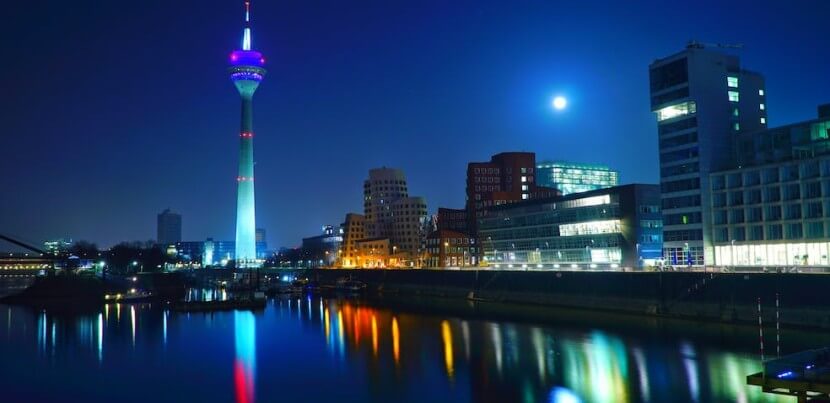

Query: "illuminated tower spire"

xmin=229 ymin=0 xmax=266 ymax=267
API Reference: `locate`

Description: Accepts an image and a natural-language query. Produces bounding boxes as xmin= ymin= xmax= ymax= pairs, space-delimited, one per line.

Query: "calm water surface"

xmin=1 ymin=293 xmax=821 ymax=403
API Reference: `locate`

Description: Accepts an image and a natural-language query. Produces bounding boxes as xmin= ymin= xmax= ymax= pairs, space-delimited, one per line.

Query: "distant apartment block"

xmin=157 ymin=209 xmax=182 ymax=245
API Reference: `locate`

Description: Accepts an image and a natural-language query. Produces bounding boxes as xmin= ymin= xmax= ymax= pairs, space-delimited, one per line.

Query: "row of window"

xmin=661 ymin=147 xmax=699 ymax=164
xmin=474 ymin=176 xmax=500 ymax=183
xmin=712 ymin=182 xmax=827 ymax=206
xmin=662 ymin=178 xmax=700 ymax=193
xmin=714 ymin=222 xmax=826 ymax=242
xmin=714 ymin=202 xmax=827 ymax=224
xmin=660 ymin=131 xmax=698 ymax=149
xmin=661 ymin=162 xmax=699 ymax=178
xmin=664 ymin=212 xmax=702 ymax=226
xmin=713 ymin=162 xmax=830 ymax=189
xmin=663 ymin=195 xmax=701 ymax=210
xmin=663 ymin=229 xmax=703 ymax=242
xmin=473 ymin=167 xmax=501 ymax=175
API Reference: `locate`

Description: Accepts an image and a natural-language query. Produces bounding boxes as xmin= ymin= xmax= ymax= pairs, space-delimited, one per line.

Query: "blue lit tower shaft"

xmin=230 ymin=1 xmax=266 ymax=266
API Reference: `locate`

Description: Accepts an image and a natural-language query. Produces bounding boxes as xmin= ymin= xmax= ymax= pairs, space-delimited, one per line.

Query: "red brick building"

xmin=466 ymin=152 xmax=559 ymax=230
xmin=425 ymin=230 xmax=478 ymax=268
xmin=436 ymin=207 xmax=468 ymax=233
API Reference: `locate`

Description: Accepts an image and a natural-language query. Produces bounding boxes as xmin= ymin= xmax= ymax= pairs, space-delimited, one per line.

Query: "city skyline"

xmin=2 ymin=1 xmax=829 ymax=249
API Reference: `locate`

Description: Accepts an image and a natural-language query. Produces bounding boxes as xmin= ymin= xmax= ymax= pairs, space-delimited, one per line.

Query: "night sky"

xmin=2 ymin=1 xmax=829 ymax=250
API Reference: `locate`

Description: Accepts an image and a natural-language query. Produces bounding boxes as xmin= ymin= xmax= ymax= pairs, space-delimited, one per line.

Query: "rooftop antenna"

xmin=687 ymin=40 xmax=744 ymax=50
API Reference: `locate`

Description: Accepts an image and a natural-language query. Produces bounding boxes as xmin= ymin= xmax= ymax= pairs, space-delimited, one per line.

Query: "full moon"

xmin=552 ymin=96 xmax=567 ymax=110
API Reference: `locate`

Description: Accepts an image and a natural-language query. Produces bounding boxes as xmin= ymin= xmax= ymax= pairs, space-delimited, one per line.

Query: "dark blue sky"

xmin=1 ymin=0 xmax=828 ymax=249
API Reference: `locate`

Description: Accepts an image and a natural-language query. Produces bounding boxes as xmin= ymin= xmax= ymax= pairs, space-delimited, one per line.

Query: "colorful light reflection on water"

xmin=0 ymin=296 xmax=813 ymax=402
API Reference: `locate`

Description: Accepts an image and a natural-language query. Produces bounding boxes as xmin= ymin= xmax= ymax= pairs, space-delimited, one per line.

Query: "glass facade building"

xmin=710 ymin=110 xmax=830 ymax=267
xmin=650 ymin=44 xmax=766 ymax=266
xmin=478 ymin=184 xmax=662 ymax=270
xmin=536 ymin=161 xmax=619 ymax=195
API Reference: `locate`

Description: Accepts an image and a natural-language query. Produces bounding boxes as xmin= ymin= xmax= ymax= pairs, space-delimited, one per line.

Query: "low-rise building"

xmin=338 ymin=213 xmax=366 ymax=268
xmin=425 ymin=230 xmax=478 ymax=268
xmin=710 ymin=105 xmax=830 ymax=267
xmin=478 ymin=184 xmax=663 ymax=270
xmin=355 ymin=238 xmax=390 ymax=268
xmin=301 ymin=225 xmax=343 ymax=267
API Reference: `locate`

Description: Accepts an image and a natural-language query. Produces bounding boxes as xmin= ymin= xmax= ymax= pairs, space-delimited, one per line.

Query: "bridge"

xmin=0 ymin=233 xmax=62 ymax=270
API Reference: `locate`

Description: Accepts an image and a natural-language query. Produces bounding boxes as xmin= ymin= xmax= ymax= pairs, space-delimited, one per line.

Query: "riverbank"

xmin=306 ymin=269 xmax=830 ymax=329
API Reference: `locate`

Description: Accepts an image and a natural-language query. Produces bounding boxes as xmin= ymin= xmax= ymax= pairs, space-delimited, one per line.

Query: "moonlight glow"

xmin=552 ymin=96 xmax=567 ymax=110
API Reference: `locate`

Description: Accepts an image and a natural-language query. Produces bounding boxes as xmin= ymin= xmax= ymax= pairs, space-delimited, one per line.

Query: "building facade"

xmin=711 ymin=107 xmax=830 ymax=267
xmin=175 ymin=238 xmax=235 ymax=266
xmin=362 ymin=168 xmax=428 ymax=266
xmin=650 ymin=43 xmax=766 ymax=266
xmin=338 ymin=213 xmax=366 ymax=268
xmin=255 ymin=228 xmax=267 ymax=259
xmin=364 ymin=168 xmax=409 ymax=239
xmin=301 ymin=225 xmax=343 ymax=267
xmin=478 ymin=184 xmax=663 ymax=270
xmin=354 ymin=238 xmax=390 ymax=268
xmin=436 ymin=207 xmax=469 ymax=234
xmin=425 ymin=230 xmax=478 ymax=268
xmin=535 ymin=161 xmax=619 ymax=195
xmin=466 ymin=152 xmax=560 ymax=236
xmin=157 ymin=209 xmax=182 ymax=245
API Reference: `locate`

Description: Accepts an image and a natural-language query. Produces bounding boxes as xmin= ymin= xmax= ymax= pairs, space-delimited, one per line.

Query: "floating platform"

xmin=171 ymin=294 xmax=266 ymax=312
xmin=747 ymin=347 xmax=830 ymax=402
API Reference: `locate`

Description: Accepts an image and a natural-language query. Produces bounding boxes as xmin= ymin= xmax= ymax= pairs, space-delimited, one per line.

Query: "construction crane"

xmin=686 ymin=40 xmax=744 ymax=50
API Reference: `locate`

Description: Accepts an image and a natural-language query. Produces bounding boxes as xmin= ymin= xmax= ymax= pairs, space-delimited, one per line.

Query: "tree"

xmin=69 ymin=240 xmax=99 ymax=258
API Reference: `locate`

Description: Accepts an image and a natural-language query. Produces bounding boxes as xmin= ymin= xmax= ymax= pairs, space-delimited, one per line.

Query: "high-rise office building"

xmin=650 ymin=43 xmax=766 ymax=266
xmin=536 ymin=161 xmax=619 ymax=195
xmin=230 ymin=1 xmax=267 ymax=266
xmin=157 ymin=209 xmax=182 ymax=245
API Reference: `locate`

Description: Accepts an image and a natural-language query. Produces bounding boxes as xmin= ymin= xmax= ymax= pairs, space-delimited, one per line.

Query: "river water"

xmin=1 ymin=293 xmax=822 ymax=402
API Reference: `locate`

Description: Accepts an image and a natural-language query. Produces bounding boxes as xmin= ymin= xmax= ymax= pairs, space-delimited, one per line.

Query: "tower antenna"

xmin=242 ymin=1 xmax=252 ymax=50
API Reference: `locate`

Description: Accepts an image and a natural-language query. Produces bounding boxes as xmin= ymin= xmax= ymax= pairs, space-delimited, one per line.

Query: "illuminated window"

xmin=655 ymin=101 xmax=697 ymax=122
xmin=759 ymin=89 xmax=765 ymax=96
xmin=521 ymin=194 xmax=529 ymax=200
xmin=761 ymin=117 xmax=766 ymax=124
xmin=521 ymin=176 xmax=527 ymax=183
xmin=733 ymin=108 xmax=739 ymax=117
xmin=728 ymin=91 xmax=739 ymax=102
xmin=521 ymin=185 xmax=528 ymax=191
xmin=559 ymin=220 xmax=621 ymax=236
xmin=734 ymin=123 xmax=740 ymax=131
xmin=727 ymin=76 xmax=739 ymax=88
xmin=760 ymin=103 xmax=765 ymax=110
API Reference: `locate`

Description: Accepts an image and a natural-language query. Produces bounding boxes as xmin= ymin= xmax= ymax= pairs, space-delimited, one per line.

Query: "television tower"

xmin=230 ymin=0 xmax=266 ymax=267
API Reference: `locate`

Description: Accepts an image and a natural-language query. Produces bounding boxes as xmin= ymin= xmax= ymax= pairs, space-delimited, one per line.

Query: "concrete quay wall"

xmin=310 ymin=269 xmax=830 ymax=329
